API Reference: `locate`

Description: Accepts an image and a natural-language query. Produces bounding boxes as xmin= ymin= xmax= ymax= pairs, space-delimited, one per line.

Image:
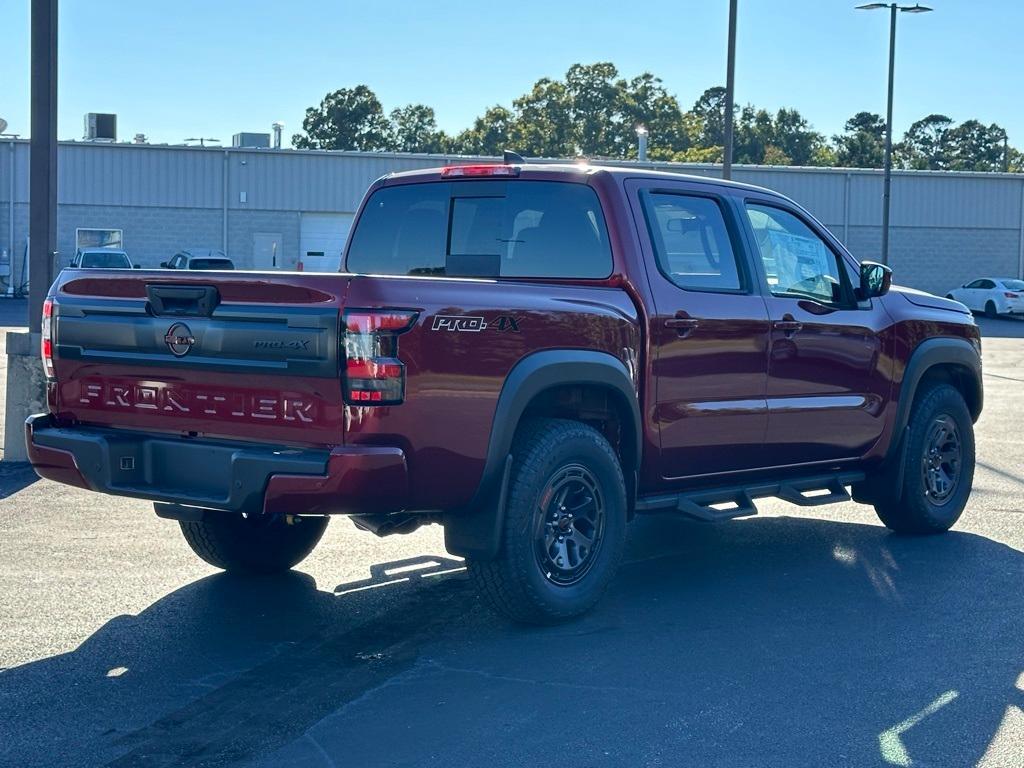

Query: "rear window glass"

xmin=346 ymin=181 xmax=612 ymax=278
xmin=80 ymin=252 xmax=130 ymax=269
xmin=189 ymin=259 xmax=234 ymax=270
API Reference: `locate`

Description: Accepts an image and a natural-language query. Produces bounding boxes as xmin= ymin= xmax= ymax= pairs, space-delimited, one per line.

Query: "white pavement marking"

xmin=879 ymin=690 xmax=959 ymax=766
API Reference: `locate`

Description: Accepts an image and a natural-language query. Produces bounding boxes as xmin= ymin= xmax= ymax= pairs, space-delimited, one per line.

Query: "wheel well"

xmin=916 ymin=363 xmax=982 ymax=421
xmin=519 ymin=383 xmax=638 ymax=475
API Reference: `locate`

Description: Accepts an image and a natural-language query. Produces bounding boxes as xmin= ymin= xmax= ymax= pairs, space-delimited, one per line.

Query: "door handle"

xmin=773 ymin=318 xmax=803 ymax=337
xmin=665 ymin=317 xmax=699 ymax=338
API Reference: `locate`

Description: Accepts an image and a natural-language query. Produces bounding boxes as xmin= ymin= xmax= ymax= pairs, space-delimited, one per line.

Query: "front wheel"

xmin=179 ymin=512 xmax=328 ymax=574
xmin=467 ymin=418 xmax=628 ymax=624
xmin=874 ymin=384 xmax=975 ymax=534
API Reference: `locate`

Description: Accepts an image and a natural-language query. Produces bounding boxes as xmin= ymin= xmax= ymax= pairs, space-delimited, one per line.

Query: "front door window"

xmin=745 ymin=203 xmax=848 ymax=307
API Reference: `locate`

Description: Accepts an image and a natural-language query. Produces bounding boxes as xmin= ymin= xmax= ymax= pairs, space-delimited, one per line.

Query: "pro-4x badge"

xmin=432 ymin=315 xmax=487 ymax=332
xmin=431 ymin=315 xmax=520 ymax=333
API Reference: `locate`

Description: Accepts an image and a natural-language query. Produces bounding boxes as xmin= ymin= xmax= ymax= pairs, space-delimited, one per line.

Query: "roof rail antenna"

xmin=503 ymin=149 xmax=526 ymax=164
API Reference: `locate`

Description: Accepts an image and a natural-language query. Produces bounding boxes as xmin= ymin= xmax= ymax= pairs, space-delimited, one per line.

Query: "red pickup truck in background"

xmin=27 ymin=161 xmax=983 ymax=622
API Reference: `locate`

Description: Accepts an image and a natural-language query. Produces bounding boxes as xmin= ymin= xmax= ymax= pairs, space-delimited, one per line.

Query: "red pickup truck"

xmin=27 ymin=162 xmax=983 ymax=623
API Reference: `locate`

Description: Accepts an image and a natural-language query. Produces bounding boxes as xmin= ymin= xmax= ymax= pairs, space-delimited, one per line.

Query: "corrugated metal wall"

xmin=2 ymin=141 xmax=1023 ymax=289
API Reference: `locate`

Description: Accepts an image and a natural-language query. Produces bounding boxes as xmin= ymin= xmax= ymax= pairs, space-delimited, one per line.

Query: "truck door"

xmin=738 ymin=197 xmax=891 ymax=465
xmin=627 ymin=180 xmax=770 ymax=480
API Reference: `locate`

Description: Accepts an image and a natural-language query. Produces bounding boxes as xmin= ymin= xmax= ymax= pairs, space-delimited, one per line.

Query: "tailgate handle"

xmin=147 ymin=285 xmax=220 ymax=317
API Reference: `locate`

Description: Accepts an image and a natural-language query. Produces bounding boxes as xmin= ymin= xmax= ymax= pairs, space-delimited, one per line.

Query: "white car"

xmin=946 ymin=277 xmax=1024 ymax=318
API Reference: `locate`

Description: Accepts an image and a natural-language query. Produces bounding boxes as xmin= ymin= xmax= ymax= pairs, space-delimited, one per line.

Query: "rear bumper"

xmin=25 ymin=413 xmax=408 ymax=515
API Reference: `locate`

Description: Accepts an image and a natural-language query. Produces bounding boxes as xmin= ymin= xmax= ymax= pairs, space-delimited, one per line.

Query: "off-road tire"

xmin=179 ymin=512 xmax=328 ymax=574
xmin=985 ymin=300 xmax=999 ymax=319
xmin=874 ymin=384 xmax=975 ymax=534
xmin=467 ymin=418 xmax=628 ymax=624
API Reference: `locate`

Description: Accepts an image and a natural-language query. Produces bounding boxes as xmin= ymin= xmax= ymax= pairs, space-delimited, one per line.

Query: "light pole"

xmin=856 ymin=2 xmax=932 ymax=265
xmin=722 ymin=0 xmax=737 ymax=180
xmin=29 ymin=0 xmax=58 ymax=332
xmin=636 ymin=125 xmax=648 ymax=162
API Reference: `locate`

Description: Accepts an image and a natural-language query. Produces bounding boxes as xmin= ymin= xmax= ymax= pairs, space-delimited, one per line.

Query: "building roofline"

xmin=2 ymin=137 xmax=1022 ymax=182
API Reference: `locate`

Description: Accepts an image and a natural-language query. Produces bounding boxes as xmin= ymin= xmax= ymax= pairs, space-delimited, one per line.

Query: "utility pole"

xmin=29 ymin=0 xmax=58 ymax=332
xmin=722 ymin=0 xmax=738 ymax=180
xmin=857 ymin=3 xmax=933 ymax=266
xmin=880 ymin=3 xmax=897 ymax=266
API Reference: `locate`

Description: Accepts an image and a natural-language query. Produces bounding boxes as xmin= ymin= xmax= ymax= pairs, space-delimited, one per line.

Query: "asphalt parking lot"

xmin=1 ymin=302 xmax=1022 ymax=768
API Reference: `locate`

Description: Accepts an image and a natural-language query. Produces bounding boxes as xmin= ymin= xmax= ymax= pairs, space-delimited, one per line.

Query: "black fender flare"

xmin=891 ymin=337 xmax=982 ymax=446
xmin=443 ymin=349 xmax=641 ymax=559
xmin=855 ymin=336 xmax=982 ymax=503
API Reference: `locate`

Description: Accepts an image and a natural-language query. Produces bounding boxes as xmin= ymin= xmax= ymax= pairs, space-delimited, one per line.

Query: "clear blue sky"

xmin=1 ymin=0 xmax=1021 ymax=148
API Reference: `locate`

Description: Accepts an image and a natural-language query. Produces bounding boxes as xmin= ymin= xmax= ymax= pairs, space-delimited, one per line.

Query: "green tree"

xmin=507 ymin=78 xmax=574 ymax=156
xmin=502 ymin=63 xmax=689 ymax=159
xmin=449 ymin=105 xmax=514 ymax=156
xmin=292 ymin=85 xmax=392 ymax=151
xmin=564 ymin=62 xmax=623 ymax=156
xmin=944 ymin=120 xmax=1009 ymax=171
xmin=897 ymin=114 xmax=953 ymax=169
xmin=733 ymin=106 xmax=773 ymax=163
xmin=690 ymin=86 xmax=728 ymax=148
xmin=834 ymin=112 xmax=886 ymax=168
xmin=772 ymin=108 xmax=826 ymax=165
xmin=731 ymin=106 xmax=825 ymax=166
xmin=389 ymin=104 xmax=447 ymax=153
xmin=620 ymin=73 xmax=690 ymax=159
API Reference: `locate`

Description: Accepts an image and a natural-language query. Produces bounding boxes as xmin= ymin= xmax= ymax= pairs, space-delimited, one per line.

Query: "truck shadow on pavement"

xmin=2 ymin=515 xmax=1023 ymax=768
xmin=0 ymin=461 xmax=39 ymax=499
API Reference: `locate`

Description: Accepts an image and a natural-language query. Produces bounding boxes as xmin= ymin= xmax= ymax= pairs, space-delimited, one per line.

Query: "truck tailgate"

xmin=50 ymin=270 xmax=352 ymax=448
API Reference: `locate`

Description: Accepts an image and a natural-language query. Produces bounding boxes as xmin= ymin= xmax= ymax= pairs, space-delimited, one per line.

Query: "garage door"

xmin=300 ymin=213 xmax=354 ymax=272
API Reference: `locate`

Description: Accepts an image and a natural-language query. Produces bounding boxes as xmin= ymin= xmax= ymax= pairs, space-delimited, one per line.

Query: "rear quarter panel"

xmin=342 ymin=275 xmax=640 ymax=509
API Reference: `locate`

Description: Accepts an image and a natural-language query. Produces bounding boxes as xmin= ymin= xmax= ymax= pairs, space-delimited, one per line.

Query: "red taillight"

xmin=440 ymin=164 xmax=520 ymax=178
xmin=1004 ymin=292 xmax=1019 ymax=298
xmin=41 ymin=298 xmax=54 ymax=378
xmin=342 ymin=309 xmax=417 ymax=406
xmin=346 ymin=312 xmax=419 ymax=333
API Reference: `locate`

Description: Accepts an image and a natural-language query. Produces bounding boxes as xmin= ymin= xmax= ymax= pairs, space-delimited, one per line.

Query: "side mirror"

xmin=858 ymin=260 xmax=892 ymax=300
xmin=133 ymin=264 xmax=141 ymax=269
xmin=159 ymin=261 xmax=168 ymax=268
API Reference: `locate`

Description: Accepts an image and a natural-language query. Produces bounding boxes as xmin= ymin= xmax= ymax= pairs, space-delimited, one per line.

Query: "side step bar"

xmin=634 ymin=471 xmax=865 ymax=523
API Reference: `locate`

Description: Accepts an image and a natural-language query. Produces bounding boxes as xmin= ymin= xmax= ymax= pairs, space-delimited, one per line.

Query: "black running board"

xmin=634 ymin=471 xmax=865 ymax=522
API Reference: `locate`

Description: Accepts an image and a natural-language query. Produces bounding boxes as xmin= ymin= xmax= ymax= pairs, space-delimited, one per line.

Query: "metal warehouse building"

xmin=1 ymin=139 xmax=1023 ymax=297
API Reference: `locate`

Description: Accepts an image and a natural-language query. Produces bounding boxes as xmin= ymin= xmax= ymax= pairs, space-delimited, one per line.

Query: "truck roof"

xmin=381 ymin=162 xmax=782 ymax=198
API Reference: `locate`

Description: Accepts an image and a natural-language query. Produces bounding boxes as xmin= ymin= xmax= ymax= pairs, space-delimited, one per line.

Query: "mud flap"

xmin=852 ymin=425 xmax=909 ymax=504
xmin=442 ymin=454 xmax=512 ymax=560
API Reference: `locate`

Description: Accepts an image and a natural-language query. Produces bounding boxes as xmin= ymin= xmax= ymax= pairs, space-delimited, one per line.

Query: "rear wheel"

xmin=874 ymin=384 xmax=975 ymax=534
xmin=467 ymin=418 xmax=628 ymax=624
xmin=179 ymin=512 xmax=328 ymax=574
xmin=985 ymin=300 xmax=999 ymax=319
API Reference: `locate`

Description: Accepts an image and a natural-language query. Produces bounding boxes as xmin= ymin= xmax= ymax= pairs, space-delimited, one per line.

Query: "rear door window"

xmin=639 ymin=192 xmax=744 ymax=291
xmin=346 ymin=181 xmax=612 ymax=278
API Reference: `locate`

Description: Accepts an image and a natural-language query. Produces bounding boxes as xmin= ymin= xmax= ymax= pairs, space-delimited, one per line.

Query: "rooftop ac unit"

xmin=84 ymin=113 xmax=117 ymax=142
xmin=232 ymin=132 xmax=271 ymax=149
